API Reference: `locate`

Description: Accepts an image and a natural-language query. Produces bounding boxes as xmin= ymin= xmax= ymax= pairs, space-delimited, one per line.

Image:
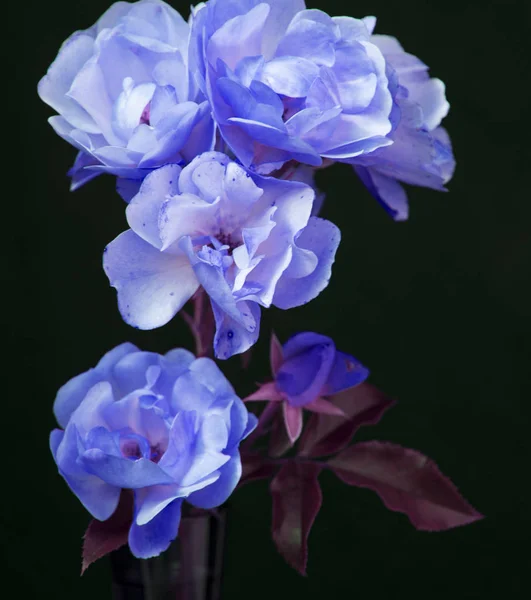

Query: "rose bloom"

xmin=190 ymin=0 xmax=394 ymax=172
xmin=50 ymin=343 xmax=256 ymax=558
xmin=38 ymin=0 xmax=214 ymax=192
xmin=104 ymin=152 xmax=340 ymax=358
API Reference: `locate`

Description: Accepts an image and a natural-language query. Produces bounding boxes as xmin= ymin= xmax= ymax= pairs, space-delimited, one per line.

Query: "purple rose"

xmin=50 ymin=343 xmax=256 ymax=558
xmin=352 ymin=19 xmax=455 ymax=220
xmin=246 ymin=332 xmax=369 ymax=442
xmin=103 ymin=153 xmax=340 ymax=359
xmin=190 ymin=0 xmax=394 ymax=172
xmin=38 ymin=0 xmax=214 ymax=192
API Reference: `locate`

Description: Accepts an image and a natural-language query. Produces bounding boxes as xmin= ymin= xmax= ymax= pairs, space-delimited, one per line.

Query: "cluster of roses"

xmin=41 ymin=0 xmax=479 ymax=573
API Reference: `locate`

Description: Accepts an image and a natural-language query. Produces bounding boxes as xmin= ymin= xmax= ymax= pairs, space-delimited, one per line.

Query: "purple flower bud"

xmin=245 ymin=332 xmax=369 ymax=442
xmin=277 ymin=332 xmax=369 ymax=407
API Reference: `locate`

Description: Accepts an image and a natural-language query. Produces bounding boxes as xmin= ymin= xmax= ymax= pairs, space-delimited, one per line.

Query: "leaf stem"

xmin=265 ymin=457 xmax=328 ymax=468
xmin=242 ymin=401 xmax=279 ymax=450
xmin=180 ymin=289 xmax=215 ymax=357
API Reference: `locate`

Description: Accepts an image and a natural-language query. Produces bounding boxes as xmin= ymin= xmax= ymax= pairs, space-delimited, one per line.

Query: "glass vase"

xmin=110 ymin=507 xmax=227 ymax=600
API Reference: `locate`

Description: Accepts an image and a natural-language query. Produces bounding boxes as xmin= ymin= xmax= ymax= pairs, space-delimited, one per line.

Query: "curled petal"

xmin=126 ymin=163 xmax=182 ymax=246
xmin=273 ymin=217 xmax=340 ymax=309
xmin=354 ymin=166 xmax=409 ymax=221
xmin=104 ymin=230 xmax=199 ymax=330
xmin=52 ymin=423 xmax=120 ymax=522
xmin=129 ymin=498 xmax=183 ymax=559
xmin=212 ymin=300 xmax=261 ymax=360
xmin=69 ymin=152 xmax=102 ymax=191
xmin=81 ymin=449 xmax=175 ymax=489
xmin=187 ymin=453 xmax=242 ymax=509
xmin=207 ymin=3 xmax=271 ymax=71
xmin=38 ymin=33 xmax=98 ymax=132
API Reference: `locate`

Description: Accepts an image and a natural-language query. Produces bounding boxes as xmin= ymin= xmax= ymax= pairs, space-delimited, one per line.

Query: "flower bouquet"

xmin=39 ymin=1 xmax=482 ymax=596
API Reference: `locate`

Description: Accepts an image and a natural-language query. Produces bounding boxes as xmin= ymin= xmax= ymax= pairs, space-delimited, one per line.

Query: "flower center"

xmin=121 ymin=439 xmax=142 ymax=459
xmin=140 ymin=102 xmax=151 ymax=126
xmin=120 ymin=434 xmax=162 ymax=463
xmin=282 ymin=96 xmax=304 ymax=122
xmin=148 ymin=444 xmax=163 ymax=463
xmin=216 ymin=231 xmax=236 ymax=251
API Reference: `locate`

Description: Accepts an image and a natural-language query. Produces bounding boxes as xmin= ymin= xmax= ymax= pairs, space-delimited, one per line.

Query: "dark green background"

xmin=7 ymin=0 xmax=530 ymax=597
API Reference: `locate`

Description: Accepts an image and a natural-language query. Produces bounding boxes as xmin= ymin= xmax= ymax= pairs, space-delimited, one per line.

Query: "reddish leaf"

xmin=305 ymin=397 xmax=345 ymax=416
xmin=242 ymin=401 xmax=280 ymax=452
xmin=270 ymin=462 xmax=322 ymax=575
xmin=81 ymin=491 xmax=134 ymax=574
xmin=270 ymin=332 xmax=283 ymax=377
xmin=328 ymin=441 xmax=484 ymax=531
xmin=240 ymin=454 xmax=279 ymax=486
xmin=269 ymin=407 xmax=293 ymax=457
xmin=240 ymin=347 xmax=252 ymax=370
xmin=298 ymin=383 xmax=395 ymax=458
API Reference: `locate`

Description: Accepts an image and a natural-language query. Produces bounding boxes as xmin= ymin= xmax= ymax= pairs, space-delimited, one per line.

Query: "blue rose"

xmin=103 ymin=153 xmax=340 ymax=359
xmin=50 ymin=343 xmax=257 ymax=558
xmin=190 ymin=0 xmax=393 ymax=173
xmin=38 ymin=0 xmax=215 ymax=192
xmin=352 ymin=20 xmax=455 ymax=220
